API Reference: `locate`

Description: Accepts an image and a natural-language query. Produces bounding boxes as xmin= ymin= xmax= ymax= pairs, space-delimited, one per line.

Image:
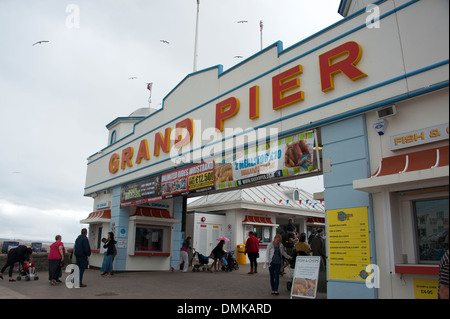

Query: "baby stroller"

xmin=16 ymin=260 xmax=39 ymax=281
xmin=191 ymin=249 xmax=210 ymax=272
xmin=220 ymin=250 xmax=239 ymax=272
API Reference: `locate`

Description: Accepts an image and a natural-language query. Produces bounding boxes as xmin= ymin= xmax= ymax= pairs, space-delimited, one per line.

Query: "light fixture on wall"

xmin=377 ymin=105 xmax=396 ymax=118
xmin=373 ymin=105 xmax=396 ymax=136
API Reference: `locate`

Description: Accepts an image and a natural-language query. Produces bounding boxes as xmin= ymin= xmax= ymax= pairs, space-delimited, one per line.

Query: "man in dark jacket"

xmin=1 ymin=245 xmax=32 ymax=281
xmin=311 ymin=229 xmax=326 ymax=269
xmin=74 ymin=228 xmax=91 ymax=287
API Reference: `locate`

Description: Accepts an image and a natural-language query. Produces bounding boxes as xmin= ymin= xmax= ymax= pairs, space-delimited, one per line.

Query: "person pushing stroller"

xmin=1 ymin=245 xmax=33 ymax=281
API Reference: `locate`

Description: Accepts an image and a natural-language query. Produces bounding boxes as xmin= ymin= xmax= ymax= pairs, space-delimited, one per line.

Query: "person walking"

xmin=74 ymin=228 xmax=91 ymax=287
xmin=48 ymin=235 xmax=65 ymax=285
xmin=0 ymin=245 xmax=32 ymax=281
xmin=311 ymin=229 xmax=326 ymax=269
xmin=100 ymin=232 xmax=116 ymax=278
xmin=438 ymin=249 xmax=449 ymax=299
xmin=286 ymin=218 xmax=295 ymax=232
xmin=308 ymin=227 xmax=317 ymax=245
xmin=208 ymin=240 xmax=225 ymax=272
xmin=171 ymin=236 xmax=192 ymax=273
xmin=294 ymin=233 xmax=311 ymax=256
xmin=265 ymin=234 xmax=291 ymax=295
xmin=245 ymin=231 xmax=259 ymax=274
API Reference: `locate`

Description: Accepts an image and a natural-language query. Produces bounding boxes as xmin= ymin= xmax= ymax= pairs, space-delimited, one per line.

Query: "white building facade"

xmin=82 ymin=0 xmax=448 ymax=299
xmin=186 ymin=184 xmax=325 ymax=263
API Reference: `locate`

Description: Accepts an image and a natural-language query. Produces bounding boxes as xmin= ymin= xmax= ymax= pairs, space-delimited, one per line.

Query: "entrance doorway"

xmin=196 ymin=224 xmax=222 ymax=255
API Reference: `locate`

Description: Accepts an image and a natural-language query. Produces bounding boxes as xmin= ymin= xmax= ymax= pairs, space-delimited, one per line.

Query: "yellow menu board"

xmin=327 ymin=207 xmax=371 ymax=281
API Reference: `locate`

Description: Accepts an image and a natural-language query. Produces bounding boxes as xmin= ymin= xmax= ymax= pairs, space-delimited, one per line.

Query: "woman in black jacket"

xmin=1 ymin=245 xmax=32 ymax=281
xmin=100 ymin=232 xmax=117 ymax=277
xmin=208 ymin=240 xmax=225 ymax=272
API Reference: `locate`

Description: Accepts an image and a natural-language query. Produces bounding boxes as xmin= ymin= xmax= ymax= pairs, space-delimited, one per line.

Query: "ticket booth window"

xmin=96 ymin=226 xmax=103 ymax=250
xmin=135 ymin=227 xmax=164 ymax=252
xmin=413 ymin=198 xmax=449 ymax=263
xmin=250 ymin=226 xmax=272 ymax=244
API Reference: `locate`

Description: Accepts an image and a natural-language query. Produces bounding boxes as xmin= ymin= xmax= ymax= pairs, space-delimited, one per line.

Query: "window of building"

xmin=96 ymin=226 xmax=103 ymax=250
xmin=413 ymin=198 xmax=449 ymax=263
xmin=251 ymin=225 xmax=272 ymax=244
xmin=110 ymin=130 xmax=117 ymax=145
xmin=135 ymin=227 xmax=164 ymax=252
xmin=396 ymin=187 xmax=448 ymax=268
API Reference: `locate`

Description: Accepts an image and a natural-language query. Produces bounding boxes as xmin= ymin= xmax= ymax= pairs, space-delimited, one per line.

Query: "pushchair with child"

xmin=16 ymin=260 xmax=39 ymax=281
xmin=191 ymin=249 xmax=210 ymax=272
xmin=220 ymin=250 xmax=239 ymax=272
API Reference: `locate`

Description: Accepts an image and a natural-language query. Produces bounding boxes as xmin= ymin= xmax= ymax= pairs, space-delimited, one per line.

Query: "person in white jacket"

xmin=265 ymin=234 xmax=292 ymax=295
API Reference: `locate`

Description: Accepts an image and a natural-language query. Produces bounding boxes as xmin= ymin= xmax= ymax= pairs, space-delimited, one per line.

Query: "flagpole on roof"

xmin=260 ymin=20 xmax=263 ymax=51
xmin=193 ymin=0 xmax=200 ymax=72
xmin=147 ymin=82 xmax=153 ymax=107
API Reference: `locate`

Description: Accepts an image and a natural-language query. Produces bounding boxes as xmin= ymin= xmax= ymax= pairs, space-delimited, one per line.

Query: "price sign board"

xmin=413 ymin=278 xmax=438 ymax=299
xmin=327 ymin=207 xmax=371 ymax=281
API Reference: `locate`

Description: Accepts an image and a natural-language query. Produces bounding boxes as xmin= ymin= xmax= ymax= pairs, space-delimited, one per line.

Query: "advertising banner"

xmin=120 ymin=131 xmax=316 ymax=204
xmin=120 ymin=175 xmax=162 ymax=207
xmin=214 ymin=131 xmax=316 ymax=190
xmin=161 ymin=161 xmax=214 ymax=198
xmin=187 ymin=162 xmax=215 ymax=192
xmin=326 ymin=207 xmax=371 ymax=281
xmin=290 ymin=256 xmax=321 ymax=299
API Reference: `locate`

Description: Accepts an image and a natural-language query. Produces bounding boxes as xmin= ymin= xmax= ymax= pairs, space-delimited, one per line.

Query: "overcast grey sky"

xmin=0 ymin=0 xmax=342 ymax=243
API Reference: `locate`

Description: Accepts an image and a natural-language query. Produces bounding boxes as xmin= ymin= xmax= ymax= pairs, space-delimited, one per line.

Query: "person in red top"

xmin=23 ymin=256 xmax=35 ymax=274
xmin=245 ymin=231 xmax=260 ymax=274
xmin=48 ymin=235 xmax=65 ymax=286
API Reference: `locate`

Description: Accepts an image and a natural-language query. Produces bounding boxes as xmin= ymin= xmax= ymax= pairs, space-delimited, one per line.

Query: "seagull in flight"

xmin=234 ymin=56 xmax=244 ymax=59
xmin=160 ymin=40 xmax=170 ymax=44
xmin=128 ymin=76 xmax=138 ymax=79
xmin=237 ymin=20 xmax=248 ymax=23
xmin=32 ymin=40 xmax=49 ymax=46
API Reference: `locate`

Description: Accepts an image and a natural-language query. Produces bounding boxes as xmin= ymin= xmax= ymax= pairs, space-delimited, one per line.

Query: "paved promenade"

xmin=0 ymin=263 xmax=326 ymax=299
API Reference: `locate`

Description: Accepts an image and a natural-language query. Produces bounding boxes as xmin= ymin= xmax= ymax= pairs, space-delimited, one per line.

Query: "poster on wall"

xmin=161 ymin=161 xmax=215 ymax=198
xmin=214 ymin=131 xmax=316 ymax=190
xmin=326 ymin=207 xmax=371 ymax=281
xmin=120 ymin=175 xmax=162 ymax=207
xmin=290 ymin=256 xmax=321 ymax=299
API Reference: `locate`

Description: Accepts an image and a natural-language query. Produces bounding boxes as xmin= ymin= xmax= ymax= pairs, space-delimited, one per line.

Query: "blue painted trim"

xmin=86 ymin=0 xmax=418 ymax=161
xmin=338 ymin=0 xmax=387 ymax=17
xmin=85 ymin=59 xmax=449 ymax=192
xmin=106 ymin=117 xmax=147 ymax=129
xmin=338 ymin=0 xmax=348 ymax=16
xmin=84 ymin=0 xmax=447 ymax=194
xmin=284 ymin=0 xmax=387 ymax=55
xmin=163 ymin=64 xmax=224 ymax=102
xmin=219 ymin=41 xmax=284 ymax=77
xmin=109 ymin=130 xmax=117 ymax=145
xmin=85 ymin=78 xmax=449 ymax=195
